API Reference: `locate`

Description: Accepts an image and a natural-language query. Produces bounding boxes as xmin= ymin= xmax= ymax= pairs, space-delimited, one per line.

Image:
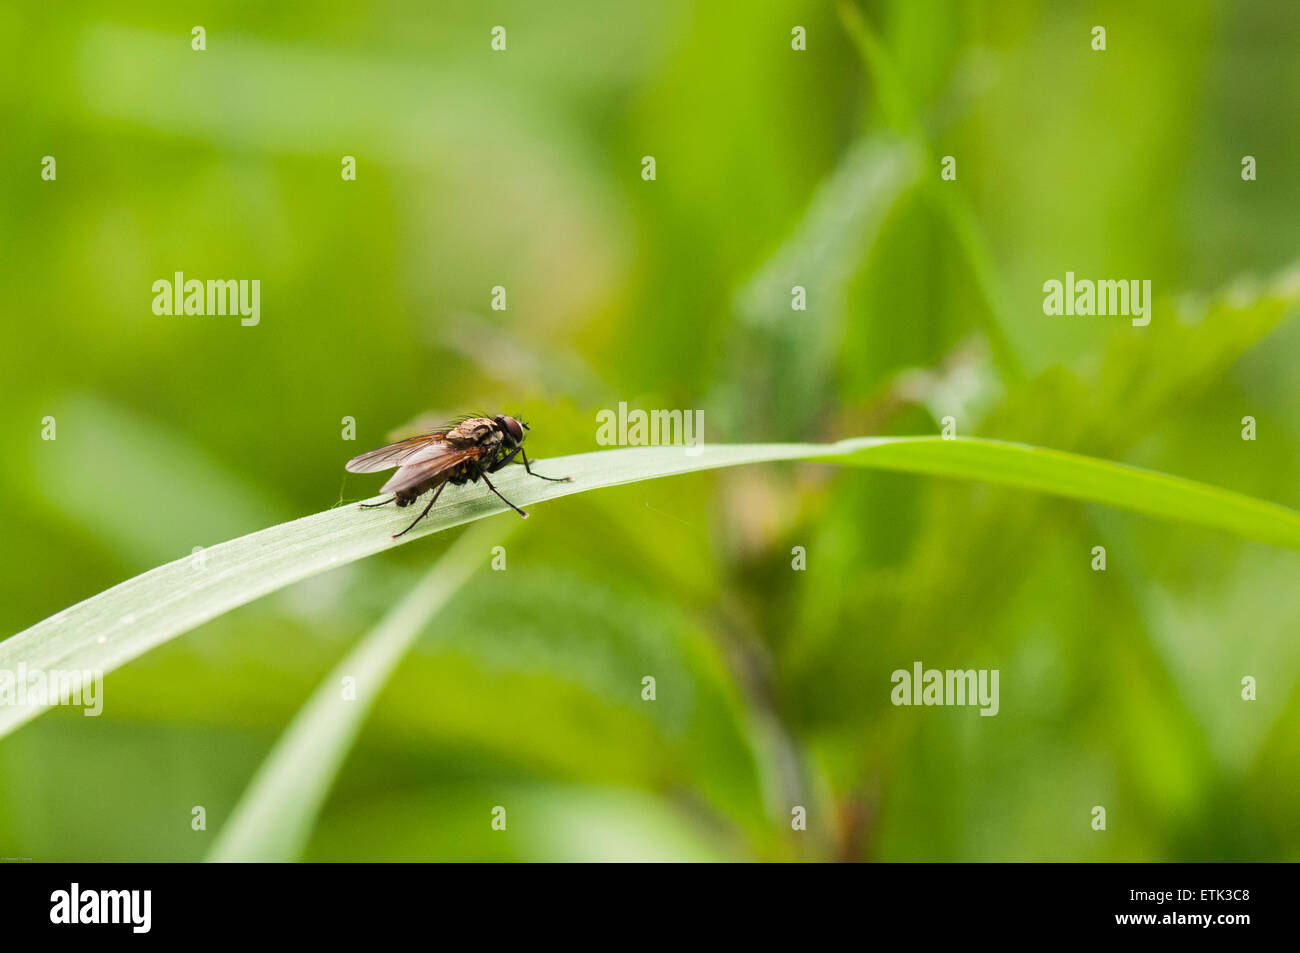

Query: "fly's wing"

xmin=345 ymin=432 xmax=449 ymax=473
xmin=380 ymin=444 xmax=490 ymax=495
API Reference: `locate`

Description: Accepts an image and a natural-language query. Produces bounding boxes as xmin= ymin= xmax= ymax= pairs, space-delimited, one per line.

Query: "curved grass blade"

xmin=206 ymin=521 xmax=512 ymax=862
xmin=3 ymin=436 xmax=1297 ymax=742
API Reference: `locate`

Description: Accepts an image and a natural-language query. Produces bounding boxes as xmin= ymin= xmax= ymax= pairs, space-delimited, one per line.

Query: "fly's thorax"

xmin=449 ymin=417 xmax=500 ymax=446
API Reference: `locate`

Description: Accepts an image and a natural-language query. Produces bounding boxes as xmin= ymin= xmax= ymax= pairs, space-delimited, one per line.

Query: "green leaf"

xmin=206 ymin=520 xmax=513 ymax=862
xmin=4 ymin=437 xmax=1297 ymax=743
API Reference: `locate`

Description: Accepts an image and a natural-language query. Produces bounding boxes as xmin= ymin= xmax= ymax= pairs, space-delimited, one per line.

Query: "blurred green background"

xmin=2 ymin=0 xmax=1299 ymax=861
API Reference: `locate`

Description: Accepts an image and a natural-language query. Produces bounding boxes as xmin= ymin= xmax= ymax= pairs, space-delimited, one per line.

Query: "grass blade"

xmin=3 ymin=436 xmax=1297 ymax=742
xmin=206 ymin=521 xmax=512 ymax=862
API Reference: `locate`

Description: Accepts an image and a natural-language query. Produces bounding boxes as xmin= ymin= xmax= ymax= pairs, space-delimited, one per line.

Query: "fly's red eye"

xmin=501 ymin=416 xmax=525 ymax=444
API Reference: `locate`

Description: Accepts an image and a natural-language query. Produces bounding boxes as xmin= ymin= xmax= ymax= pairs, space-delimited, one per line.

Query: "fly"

xmin=345 ymin=415 xmax=570 ymax=538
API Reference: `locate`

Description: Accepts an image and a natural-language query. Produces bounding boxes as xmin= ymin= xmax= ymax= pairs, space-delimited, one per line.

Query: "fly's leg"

xmin=520 ymin=448 xmax=571 ymax=483
xmin=360 ymin=496 xmax=397 ymax=509
xmin=480 ymin=472 xmax=529 ymax=518
xmin=392 ymin=484 xmax=446 ymax=539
